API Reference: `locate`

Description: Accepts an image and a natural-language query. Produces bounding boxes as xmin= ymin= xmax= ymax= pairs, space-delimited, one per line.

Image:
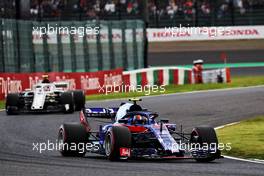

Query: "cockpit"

xmin=120 ymin=113 xmax=149 ymax=125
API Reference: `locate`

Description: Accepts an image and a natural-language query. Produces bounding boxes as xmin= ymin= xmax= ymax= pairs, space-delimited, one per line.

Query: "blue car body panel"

xmin=147 ymin=124 xmax=179 ymax=153
xmin=83 ymin=106 xmax=219 ymax=159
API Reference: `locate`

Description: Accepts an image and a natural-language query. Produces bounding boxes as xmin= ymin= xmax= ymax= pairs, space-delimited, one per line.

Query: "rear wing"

xmin=53 ymin=81 xmax=70 ymax=90
xmin=84 ymin=107 xmax=119 ymax=118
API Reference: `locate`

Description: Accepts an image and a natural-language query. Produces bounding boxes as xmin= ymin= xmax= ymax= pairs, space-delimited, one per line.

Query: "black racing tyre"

xmin=6 ymin=93 xmax=21 ymax=115
xmin=58 ymin=123 xmax=89 ymax=157
xmin=105 ymin=126 xmax=132 ymax=161
xmin=60 ymin=92 xmax=74 ymax=113
xmin=191 ymin=127 xmax=221 ymax=162
xmin=72 ymin=90 xmax=85 ymax=111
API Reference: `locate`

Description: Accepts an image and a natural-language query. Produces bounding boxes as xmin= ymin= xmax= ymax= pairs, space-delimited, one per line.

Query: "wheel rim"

xmin=58 ymin=130 xmax=64 ymax=152
xmin=105 ymin=134 xmax=112 ymax=156
xmin=191 ymin=131 xmax=199 ymax=143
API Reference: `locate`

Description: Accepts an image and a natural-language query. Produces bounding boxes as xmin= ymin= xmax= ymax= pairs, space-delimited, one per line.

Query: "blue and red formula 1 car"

xmin=58 ymin=98 xmax=221 ymax=162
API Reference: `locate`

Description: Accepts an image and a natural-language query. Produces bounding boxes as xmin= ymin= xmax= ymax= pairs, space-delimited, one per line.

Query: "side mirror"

xmin=150 ymin=113 xmax=159 ymax=119
xmin=160 ymin=119 xmax=169 ymax=123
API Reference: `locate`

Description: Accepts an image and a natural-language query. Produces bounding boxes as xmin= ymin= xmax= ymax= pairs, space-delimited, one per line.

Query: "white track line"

xmin=253 ymin=159 xmax=264 ymax=163
xmin=214 ymin=122 xmax=240 ymax=130
xmin=223 ymin=155 xmax=264 ymax=164
xmin=215 ymin=122 xmax=264 ymax=164
xmin=158 ymin=85 xmax=264 ymax=97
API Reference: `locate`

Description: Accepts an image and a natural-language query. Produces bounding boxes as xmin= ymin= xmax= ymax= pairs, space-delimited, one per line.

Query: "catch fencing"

xmin=0 ymin=19 xmax=145 ymax=73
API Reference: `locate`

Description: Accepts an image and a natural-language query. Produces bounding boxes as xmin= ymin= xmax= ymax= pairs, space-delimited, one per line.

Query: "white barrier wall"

xmin=123 ymin=67 xmax=192 ymax=87
xmin=123 ymin=67 xmax=231 ymax=87
xmin=191 ymin=68 xmax=231 ymax=84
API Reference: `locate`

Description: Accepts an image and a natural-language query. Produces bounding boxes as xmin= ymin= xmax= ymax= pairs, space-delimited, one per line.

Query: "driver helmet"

xmin=132 ymin=115 xmax=147 ymax=124
xmin=42 ymin=74 xmax=49 ymax=78
xmin=42 ymin=74 xmax=51 ymax=83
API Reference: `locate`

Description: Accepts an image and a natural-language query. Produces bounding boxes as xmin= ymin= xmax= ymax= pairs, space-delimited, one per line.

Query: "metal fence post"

xmin=16 ymin=20 xmax=35 ymax=72
xmin=14 ymin=20 xmax=21 ymax=72
xmin=28 ymin=22 xmax=35 ymax=72
xmin=0 ymin=19 xmax=5 ymax=72
xmin=108 ymin=21 xmax=115 ymax=69
xmin=96 ymin=20 xmax=103 ymax=71
xmin=121 ymin=20 xmax=128 ymax=70
xmin=132 ymin=21 xmax=138 ymax=69
xmin=142 ymin=0 xmax=149 ymax=68
xmin=69 ymin=22 xmax=77 ymax=72
xmin=43 ymin=23 xmax=50 ymax=72
xmin=57 ymin=22 xmax=64 ymax=72
xmin=83 ymin=22 xmax=90 ymax=72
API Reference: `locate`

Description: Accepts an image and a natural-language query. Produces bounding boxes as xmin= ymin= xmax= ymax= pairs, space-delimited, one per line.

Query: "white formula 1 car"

xmin=5 ymin=82 xmax=85 ymax=115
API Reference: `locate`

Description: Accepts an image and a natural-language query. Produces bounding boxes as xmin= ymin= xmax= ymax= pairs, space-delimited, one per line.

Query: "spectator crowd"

xmin=148 ymin=0 xmax=264 ymax=20
xmin=29 ymin=0 xmax=264 ymax=20
xmin=29 ymin=0 xmax=141 ymax=19
xmin=1 ymin=0 xmax=264 ymax=22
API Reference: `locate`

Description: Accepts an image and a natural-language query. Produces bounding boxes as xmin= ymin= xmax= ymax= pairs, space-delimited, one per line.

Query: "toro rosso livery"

xmin=58 ymin=99 xmax=221 ymax=161
xmin=5 ymin=82 xmax=85 ymax=114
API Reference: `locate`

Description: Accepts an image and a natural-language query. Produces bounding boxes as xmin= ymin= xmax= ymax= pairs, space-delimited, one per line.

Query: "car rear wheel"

xmin=72 ymin=90 xmax=85 ymax=111
xmin=58 ymin=123 xmax=89 ymax=157
xmin=105 ymin=126 xmax=131 ymax=161
xmin=191 ymin=127 xmax=221 ymax=162
xmin=61 ymin=92 xmax=74 ymax=113
xmin=6 ymin=93 xmax=21 ymax=115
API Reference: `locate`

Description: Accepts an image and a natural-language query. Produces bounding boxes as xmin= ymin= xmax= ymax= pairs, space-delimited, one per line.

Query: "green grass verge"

xmin=0 ymin=101 xmax=4 ymax=110
xmin=86 ymin=76 xmax=264 ymax=101
xmin=216 ymin=116 xmax=264 ymax=160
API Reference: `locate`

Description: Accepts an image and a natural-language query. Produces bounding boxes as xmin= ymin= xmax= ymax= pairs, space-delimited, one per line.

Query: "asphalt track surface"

xmin=1 ymin=86 xmax=264 ymax=176
xmin=149 ymin=50 xmax=264 ymax=76
xmin=230 ymin=67 xmax=264 ymax=76
xmin=149 ymin=50 xmax=264 ymax=66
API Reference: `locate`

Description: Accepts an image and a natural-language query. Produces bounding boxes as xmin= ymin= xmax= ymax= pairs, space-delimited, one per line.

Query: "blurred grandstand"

xmin=1 ymin=0 xmax=264 ymax=26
